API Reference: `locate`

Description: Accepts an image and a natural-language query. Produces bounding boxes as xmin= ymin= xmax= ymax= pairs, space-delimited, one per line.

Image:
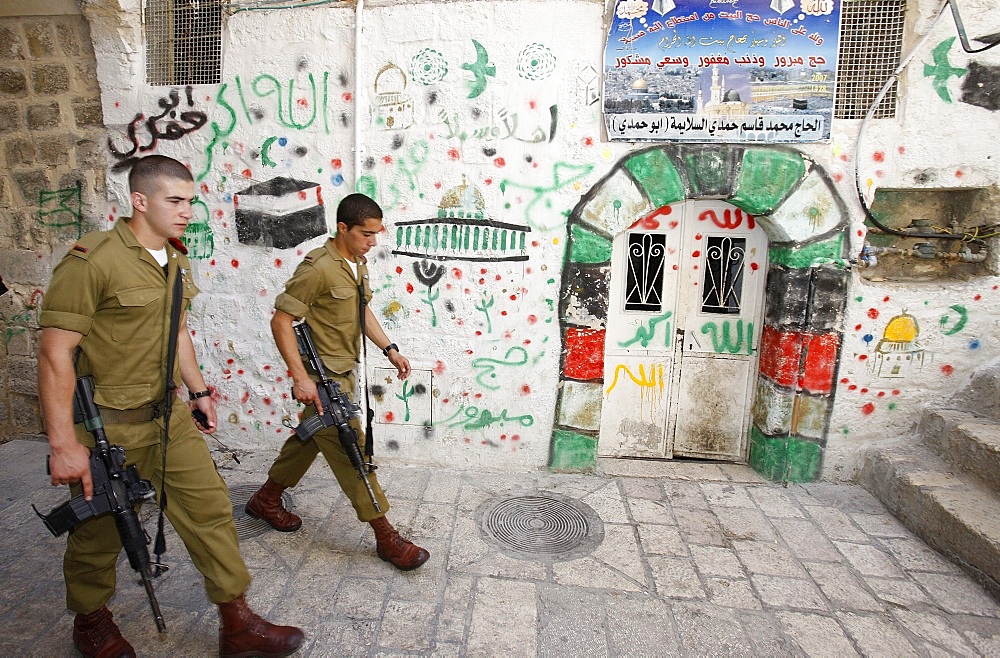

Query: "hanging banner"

xmin=603 ymin=0 xmax=841 ymax=143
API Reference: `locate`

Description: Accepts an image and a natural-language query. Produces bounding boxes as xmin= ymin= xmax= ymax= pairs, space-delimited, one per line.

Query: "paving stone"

xmin=776 ymin=611 xmax=860 ymax=657
xmin=716 ymin=505 xmax=778 ymax=542
xmin=773 ymin=517 xmax=843 ymax=561
xmin=803 ymin=560 xmax=885 ymax=612
xmin=751 ymin=574 xmax=828 ymax=612
xmin=838 ymin=611 xmax=921 ymax=657
xmin=4 ymin=440 xmax=999 ymax=656
xmin=834 ymin=540 xmax=907 ymax=578
xmin=467 ymin=577 xmax=537 ymax=656
xmin=849 ymin=511 xmax=912 ymax=537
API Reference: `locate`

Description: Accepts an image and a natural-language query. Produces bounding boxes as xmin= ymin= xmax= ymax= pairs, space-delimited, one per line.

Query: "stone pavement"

xmin=2 ymin=437 xmax=1000 ymax=657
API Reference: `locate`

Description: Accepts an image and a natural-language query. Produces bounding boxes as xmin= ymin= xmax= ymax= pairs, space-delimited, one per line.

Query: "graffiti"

xmin=604 ymin=363 xmax=666 ymax=396
xmin=233 ymin=177 xmax=326 ymax=249
xmin=374 ymin=63 xmax=414 ymax=130
xmin=872 ymin=311 xmax=924 ymax=378
xmin=395 ymin=379 xmax=415 ymax=422
xmin=39 ymin=181 xmax=83 ymax=238
xmin=576 ymin=64 xmax=601 ymax=106
xmin=410 ymin=48 xmax=448 ymax=85
xmin=413 ymin=259 xmax=445 ymax=326
xmin=4 ymin=309 xmax=34 ymax=342
xmin=198 ymin=81 xmax=238 ymax=181
xmin=939 ymin=304 xmax=968 ymax=335
xmin=924 ymin=38 xmax=966 ymax=103
xmin=475 ymin=294 xmax=495 ymax=333
xmin=244 ymin=72 xmax=329 ymax=131
xmin=619 ymin=311 xmax=672 ymax=348
xmin=471 ymin=346 xmax=530 ymax=390
xmin=356 ymin=139 xmax=430 ymax=209
xmin=961 ymin=61 xmax=1000 ymax=111
xmin=180 ymin=196 xmax=215 ymax=259
xmin=260 ymin=136 xmax=284 ymax=167
xmin=460 ymin=39 xmax=496 ymax=99
xmin=500 ymin=162 xmax=595 ymax=229
xmin=700 ymin=319 xmax=754 ymax=354
xmin=108 ymin=86 xmax=208 ymax=170
xmin=438 ymin=104 xmax=558 ymax=145
xmin=439 ymin=404 xmax=534 ymax=430
xmin=698 ymin=207 xmax=755 ymax=230
xmin=516 ymin=43 xmax=556 ymax=81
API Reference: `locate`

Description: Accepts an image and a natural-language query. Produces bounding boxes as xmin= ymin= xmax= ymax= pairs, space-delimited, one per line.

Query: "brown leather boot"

xmin=218 ymin=594 xmax=304 ymax=658
xmin=369 ymin=516 xmax=430 ymax=571
xmin=72 ymin=606 xmax=135 ymax=658
xmin=245 ymin=478 xmax=302 ymax=532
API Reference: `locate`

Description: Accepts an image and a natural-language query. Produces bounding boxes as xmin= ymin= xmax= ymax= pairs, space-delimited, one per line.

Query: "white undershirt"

xmin=146 ymin=247 xmax=168 ymax=266
xmin=346 ymin=258 xmax=358 ymax=280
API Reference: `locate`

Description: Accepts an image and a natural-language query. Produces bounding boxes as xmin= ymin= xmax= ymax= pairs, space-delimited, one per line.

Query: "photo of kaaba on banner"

xmin=603 ymin=0 xmax=841 ymax=143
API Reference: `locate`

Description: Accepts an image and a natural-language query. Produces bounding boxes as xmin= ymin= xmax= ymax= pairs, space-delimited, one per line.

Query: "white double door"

xmin=598 ymin=200 xmax=768 ymax=461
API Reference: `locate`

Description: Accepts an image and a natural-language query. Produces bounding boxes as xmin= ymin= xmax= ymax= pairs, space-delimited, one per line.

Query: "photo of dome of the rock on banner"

xmin=603 ymin=0 xmax=841 ymax=143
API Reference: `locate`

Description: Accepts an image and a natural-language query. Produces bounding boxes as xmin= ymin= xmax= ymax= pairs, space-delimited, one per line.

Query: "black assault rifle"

xmin=290 ymin=322 xmax=381 ymax=513
xmin=33 ymin=376 xmax=166 ymax=632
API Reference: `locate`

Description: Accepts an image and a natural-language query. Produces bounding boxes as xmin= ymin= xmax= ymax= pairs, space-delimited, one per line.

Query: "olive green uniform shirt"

xmin=40 ymin=220 xmax=197 ymax=446
xmin=273 ymin=239 xmax=372 ymax=374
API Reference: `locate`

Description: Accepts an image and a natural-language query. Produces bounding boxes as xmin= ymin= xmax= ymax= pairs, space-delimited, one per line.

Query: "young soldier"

xmin=37 ymin=155 xmax=304 ymax=657
xmin=246 ymin=193 xmax=429 ymax=571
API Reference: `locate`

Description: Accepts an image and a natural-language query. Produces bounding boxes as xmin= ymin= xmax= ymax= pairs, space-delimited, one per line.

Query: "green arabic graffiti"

xmin=438 ymin=405 xmax=534 ymax=430
xmin=500 ymin=162 xmax=594 ymax=229
xmin=619 ymin=311 xmax=673 ymax=349
xmin=939 ymin=304 xmax=968 ymax=335
xmin=700 ymin=319 xmax=754 ymax=355
xmin=471 ymin=346 xmax=529 ymax=390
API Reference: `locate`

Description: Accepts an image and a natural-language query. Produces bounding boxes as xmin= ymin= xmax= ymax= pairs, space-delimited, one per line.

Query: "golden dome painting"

xmin=871 ymin=311 xmax=925 ymax=378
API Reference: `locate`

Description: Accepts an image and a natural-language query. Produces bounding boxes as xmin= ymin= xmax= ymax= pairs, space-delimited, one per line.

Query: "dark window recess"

xmin=834 ymin=0 xmax=906 ymax=119
xmin=145 ymin=0 xmax=223 ymax=86
xmin=624 ymin=233 xmax=666 ymax=313
xmin=701 ymin=236 xmax=746 ymax=314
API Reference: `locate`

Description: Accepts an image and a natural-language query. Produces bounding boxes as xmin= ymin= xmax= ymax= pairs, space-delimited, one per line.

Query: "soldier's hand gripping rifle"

xmin=33 ymin=376 xmax=166 ymax=632
xmin=290 ymin=322 xmax=381 ymax=513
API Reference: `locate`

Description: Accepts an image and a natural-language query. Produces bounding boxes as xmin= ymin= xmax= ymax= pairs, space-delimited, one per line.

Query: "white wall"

xmin=81 ymin=0 xmax=1000 ymax=478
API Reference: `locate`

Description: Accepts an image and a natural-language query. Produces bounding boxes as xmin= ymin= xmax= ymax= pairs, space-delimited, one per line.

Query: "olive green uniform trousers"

xmin=266 ymin=371 xmax=389 ymax=521
xmin=64 ymin=398 xmax=251 ymax=614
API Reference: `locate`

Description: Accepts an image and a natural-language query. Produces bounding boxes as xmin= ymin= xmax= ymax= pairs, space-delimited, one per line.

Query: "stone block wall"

xmin=0 ymin=9 xmax=107 ymax=441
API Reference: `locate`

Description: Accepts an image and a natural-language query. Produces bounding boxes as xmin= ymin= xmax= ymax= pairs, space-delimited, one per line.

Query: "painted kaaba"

xmin=233 ymin=177 xmax=327 ymax=250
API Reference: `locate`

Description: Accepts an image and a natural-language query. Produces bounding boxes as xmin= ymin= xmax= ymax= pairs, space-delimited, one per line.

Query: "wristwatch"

xmin=382 ymin=343 xmax=399 ymax=357
xmin=189 ymin=389 xmax=212 ymax=400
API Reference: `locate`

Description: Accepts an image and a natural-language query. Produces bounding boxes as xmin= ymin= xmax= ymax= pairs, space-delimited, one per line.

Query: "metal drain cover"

xmin=228 ymin=483 xmax=294 ymax=540
xmin=476 ymin=493 xmax=604 ymax=562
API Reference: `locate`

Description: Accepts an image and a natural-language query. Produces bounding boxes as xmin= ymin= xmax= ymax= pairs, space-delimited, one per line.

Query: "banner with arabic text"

xmin=604 ymin=0 xmax=840 ymax=142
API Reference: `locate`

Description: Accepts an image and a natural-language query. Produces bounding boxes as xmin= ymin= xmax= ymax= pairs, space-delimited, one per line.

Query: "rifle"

xmin=290 ymin=322 xmax=381 ymax=513
xmin=33 ymin=376 xmax=166 ymax=632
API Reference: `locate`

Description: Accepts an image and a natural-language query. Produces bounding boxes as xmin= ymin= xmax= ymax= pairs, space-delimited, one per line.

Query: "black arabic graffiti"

xmin=108 ymin=86 xmax=208 ymax=168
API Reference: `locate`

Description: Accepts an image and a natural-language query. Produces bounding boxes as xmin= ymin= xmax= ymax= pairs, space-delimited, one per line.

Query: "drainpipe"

xmin=353 ymin=0 xmax=364 ymax=189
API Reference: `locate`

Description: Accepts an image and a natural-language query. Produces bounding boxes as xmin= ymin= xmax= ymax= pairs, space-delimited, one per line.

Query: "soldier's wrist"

xmin=382 ymin=342 xmax=399 ymax=357
xmin=189 ymin=388 xmax=212 ymax=400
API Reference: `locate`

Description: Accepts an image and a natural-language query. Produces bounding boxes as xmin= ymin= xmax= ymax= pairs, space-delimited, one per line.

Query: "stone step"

xmin=949 ymin=360 xmax=1000 ymax=422
xmin=860 ymin=441 xmax=1000 ymax=598
xmin=920 ymin=407 xmax=1000 ymax=493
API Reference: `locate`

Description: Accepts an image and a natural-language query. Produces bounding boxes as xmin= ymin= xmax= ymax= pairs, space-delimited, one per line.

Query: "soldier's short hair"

xmin=129 ymin=155 xmax=193 ymax=195
xmin=337 ymin=193 xmax=383 ymax=229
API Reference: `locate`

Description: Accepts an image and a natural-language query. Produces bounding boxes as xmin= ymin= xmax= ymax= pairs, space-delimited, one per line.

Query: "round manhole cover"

xmin=228 ymin=483 xmax=294 ymax=540
xmin=476 ymin=493 xmax=604 ymax=562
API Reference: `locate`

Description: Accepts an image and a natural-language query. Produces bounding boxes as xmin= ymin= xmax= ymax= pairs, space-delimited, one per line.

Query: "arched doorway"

xmin=551 ymin=145 xmax=852 ymax=483
xmin=600 ymin=200 xmax=768 ymax=461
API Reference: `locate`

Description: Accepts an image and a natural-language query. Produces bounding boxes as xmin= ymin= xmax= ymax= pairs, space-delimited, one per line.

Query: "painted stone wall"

xmin=66 ymin=0 xmax=1000 ymax=480
xmin=0 ymin=7 xmax=107 ymax=440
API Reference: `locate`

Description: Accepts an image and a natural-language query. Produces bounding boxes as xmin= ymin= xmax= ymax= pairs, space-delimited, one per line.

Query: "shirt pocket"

xmin=94 ymin=382 xmax=154 ymax=410
xmin=111 ymin=286 xmax=163 ymax=341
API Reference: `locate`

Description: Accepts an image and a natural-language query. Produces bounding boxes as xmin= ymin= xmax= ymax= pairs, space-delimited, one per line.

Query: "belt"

xmin=75 ymin=404 xmax=162 ymax=425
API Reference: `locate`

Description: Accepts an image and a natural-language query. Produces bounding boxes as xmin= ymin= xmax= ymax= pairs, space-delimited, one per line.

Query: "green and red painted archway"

xmin=550 ymin=144 xmax=851 ymax=483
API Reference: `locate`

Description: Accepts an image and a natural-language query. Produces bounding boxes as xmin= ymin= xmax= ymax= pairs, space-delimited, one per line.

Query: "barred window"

xmin=834 ymin=0 xmax=907 ymax=119
xmin=145 ymin=0 xmax=223 ymax=86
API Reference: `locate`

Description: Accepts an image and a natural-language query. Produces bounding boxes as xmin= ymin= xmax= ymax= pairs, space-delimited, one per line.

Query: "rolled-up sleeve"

xmin=39 ymin=257 xmax=100 ymax=336
xmin=274 ymin=261 xmax=326 ymax=319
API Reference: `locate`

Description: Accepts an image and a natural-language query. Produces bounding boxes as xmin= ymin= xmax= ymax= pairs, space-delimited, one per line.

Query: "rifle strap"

xmin=357 ymin=281 xmax=374 ymax=461
xmin=154 ymin=264 xmax=184 ymax=563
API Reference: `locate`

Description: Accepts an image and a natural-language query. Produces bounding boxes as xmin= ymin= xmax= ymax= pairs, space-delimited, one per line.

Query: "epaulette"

xmin=66 ymin=231 xmax=111 ymax=259
xmin=302 ymin=244 xmax=328 ymax=264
